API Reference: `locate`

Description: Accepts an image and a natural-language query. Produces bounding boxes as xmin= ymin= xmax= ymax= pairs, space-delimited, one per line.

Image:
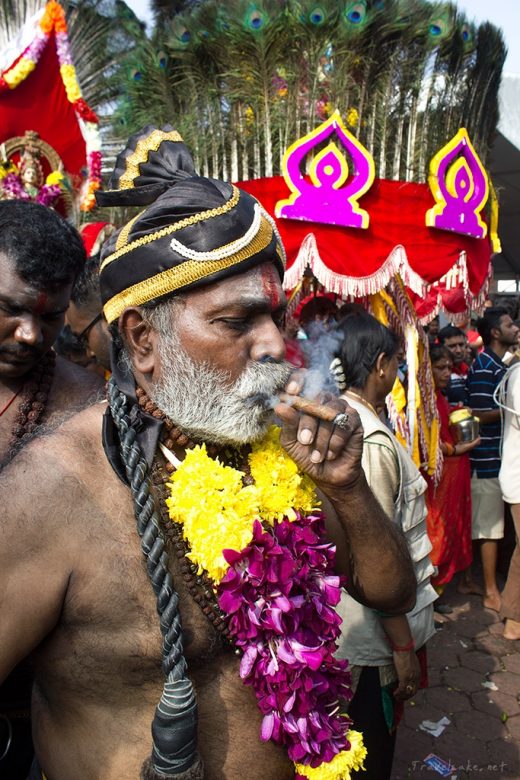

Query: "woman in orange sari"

xmin=427 ymin=345 xmax=480 ymax=589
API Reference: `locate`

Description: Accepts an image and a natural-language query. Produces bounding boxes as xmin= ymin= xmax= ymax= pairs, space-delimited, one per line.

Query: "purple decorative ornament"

xmin=426 ymin=127 xmax=489 ymax=239
xmin=275 ymin=111 xmax=375 ymax=229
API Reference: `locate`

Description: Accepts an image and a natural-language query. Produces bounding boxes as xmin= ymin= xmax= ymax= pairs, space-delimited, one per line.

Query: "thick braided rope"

xmin=107 ymin=378 xmax=203 ymax=779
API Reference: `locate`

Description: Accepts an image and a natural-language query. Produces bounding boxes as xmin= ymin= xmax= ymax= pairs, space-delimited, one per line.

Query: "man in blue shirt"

xmin=467 ymin=308 xmax=520 ymax=612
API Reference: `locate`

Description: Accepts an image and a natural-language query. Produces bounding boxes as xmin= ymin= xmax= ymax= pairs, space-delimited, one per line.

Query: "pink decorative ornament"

xmin=275 ymin=111 xmax=375 ymax=229
xmin=426 ymin=127 xmax=489 ymax=240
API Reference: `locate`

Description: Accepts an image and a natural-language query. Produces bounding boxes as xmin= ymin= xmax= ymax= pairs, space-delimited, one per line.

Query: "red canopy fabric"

xmin=0 ymin=35 xmax=86 ymax=187
xmin=237 ymin=175 xmax=492 ymax=314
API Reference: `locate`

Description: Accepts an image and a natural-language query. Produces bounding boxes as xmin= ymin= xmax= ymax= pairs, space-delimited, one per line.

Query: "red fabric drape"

xmin=238 ymin=176 xmax=492 ymax=296
xmin=425 ymin=391 xmax=472 ymax=587
xmin=0 ymin=33 xmax=86 ymax=186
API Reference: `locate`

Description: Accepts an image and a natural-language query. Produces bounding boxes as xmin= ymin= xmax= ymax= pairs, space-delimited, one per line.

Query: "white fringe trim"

xmin=283 ymin=235 xmax=426 ymax=298
xmin=283 ymin=233 xmax=489 ymax=321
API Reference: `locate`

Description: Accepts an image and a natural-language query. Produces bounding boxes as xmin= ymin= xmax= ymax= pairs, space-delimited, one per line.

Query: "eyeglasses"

xmin=61 ymin=312 xmax=103 ymax=353
xmin=76 ymin=312 xmax=103 ymax=348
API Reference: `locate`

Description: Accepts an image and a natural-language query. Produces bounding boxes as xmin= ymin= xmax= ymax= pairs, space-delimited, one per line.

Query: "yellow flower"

xmin=60 ymin=64 xmax=81 ymax=102
xmin=294 ymin=731 xmax=366 ymax=779
xmin=166 ymin=428 xmax=318 ymax=583
xmin=166 ymin=445 xmax=260 ymax=582
xmin=346 ymin=108 xmax=359 ymax=128
xmin=249 ymin=426 xmax=317 ymax=522
xmin=0 ymin=161 xmax=18 ymax=180
xmin=4 ymin=57 xmax=35 ymax=88
xmin=46 ymin=170 xmax=64 ymax=187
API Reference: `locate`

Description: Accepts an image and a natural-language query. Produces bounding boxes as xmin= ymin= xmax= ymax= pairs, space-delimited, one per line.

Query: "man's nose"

xmin=14 ymin=315 xmax=43 ymax=346
xmin=250 ymin=320 xmax=286 ymax=363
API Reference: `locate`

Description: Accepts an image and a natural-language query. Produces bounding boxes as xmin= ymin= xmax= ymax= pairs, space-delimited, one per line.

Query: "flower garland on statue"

xmin=165 ymin=426 xmax=366 ymax=780
xmin=0 ymin=163 xmax=66 ymax=208
xmin=0 ymin=1 xmax=101 ymax=211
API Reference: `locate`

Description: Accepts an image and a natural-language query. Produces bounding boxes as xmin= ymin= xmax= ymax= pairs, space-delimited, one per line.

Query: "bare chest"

xmin=34 ymin=469 xmax=225 ymax=708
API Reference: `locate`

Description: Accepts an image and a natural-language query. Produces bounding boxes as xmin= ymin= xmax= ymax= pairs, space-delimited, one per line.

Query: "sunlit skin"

xmin=0 ymin=261 xmax=415 ymax=779
xmin=126 ymin=264 xmax=288 ymax=386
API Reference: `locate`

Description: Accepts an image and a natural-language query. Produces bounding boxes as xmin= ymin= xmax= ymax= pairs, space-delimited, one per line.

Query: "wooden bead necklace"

xmin=9 ymin=351 xmax=55 ymax=446
xmin=136 ymin=385 xmax=254 ymax=644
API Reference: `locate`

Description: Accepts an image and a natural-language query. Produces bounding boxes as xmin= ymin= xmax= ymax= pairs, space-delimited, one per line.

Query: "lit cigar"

xmin=278 ymin=393 xmax=343 ymax=424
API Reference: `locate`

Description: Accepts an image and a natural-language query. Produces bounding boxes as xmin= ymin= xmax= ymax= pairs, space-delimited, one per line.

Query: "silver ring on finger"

xmin=333 ymin=412 xmax=350 ymax=430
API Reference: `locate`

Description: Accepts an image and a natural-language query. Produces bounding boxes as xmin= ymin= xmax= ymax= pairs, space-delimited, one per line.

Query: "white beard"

xmin=148 ymin=333 xmax=292 ymax=446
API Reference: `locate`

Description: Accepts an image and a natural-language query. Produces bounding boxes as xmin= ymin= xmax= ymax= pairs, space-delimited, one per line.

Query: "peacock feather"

xmin=107 ymin=0 xmax=505 ymax=186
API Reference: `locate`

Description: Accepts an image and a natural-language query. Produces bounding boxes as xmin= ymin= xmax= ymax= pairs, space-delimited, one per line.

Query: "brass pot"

xmin=449 ymin=409 xmax=480 ymax=443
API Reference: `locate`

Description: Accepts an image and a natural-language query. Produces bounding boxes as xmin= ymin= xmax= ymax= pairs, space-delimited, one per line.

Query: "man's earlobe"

xmin=119 ymin=309 xmax=156 ymax=375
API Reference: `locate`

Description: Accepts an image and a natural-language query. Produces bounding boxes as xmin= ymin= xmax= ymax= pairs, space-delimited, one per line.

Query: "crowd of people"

xmin=0 ymin=127 xmax=518 ymax=780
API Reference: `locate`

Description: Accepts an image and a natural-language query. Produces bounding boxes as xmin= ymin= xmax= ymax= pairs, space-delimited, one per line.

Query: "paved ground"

xmin=393 ymin=582 xmax=520 ymax=779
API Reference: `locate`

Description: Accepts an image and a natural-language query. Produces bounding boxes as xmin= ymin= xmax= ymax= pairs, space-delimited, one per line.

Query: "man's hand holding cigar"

xmin=275 ymin=375 xmax=365 ymax=504
xmin=276 ymin=371 xmax=416 ymax=615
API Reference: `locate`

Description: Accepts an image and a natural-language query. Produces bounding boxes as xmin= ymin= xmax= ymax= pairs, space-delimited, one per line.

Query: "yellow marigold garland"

xmin=248 ymin=425 xmax=318 ymax=522
xmin=166 ymin=445 xmax=259 ymax=582
xmin=60 ymin=64 xmax=82 ymax=102
xmin=165 ymin=426 xmax=365 ymax=780
xmin=3 ymin=58 xmax=36 ymax=87
xmin=166 ymin=426 xmax=319 ymax=582
xmin=295 ymin=730 xmax=367 ymax=780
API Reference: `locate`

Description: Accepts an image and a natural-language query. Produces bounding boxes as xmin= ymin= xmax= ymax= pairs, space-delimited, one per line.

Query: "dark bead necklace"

xmin=136 ymin=386 xmax=252 ymax=644
xmin=10 ymin=351 xmax=55 ymax=446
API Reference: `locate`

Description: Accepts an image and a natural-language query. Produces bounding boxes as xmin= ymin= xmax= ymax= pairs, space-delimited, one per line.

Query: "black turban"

xmin=97 ymin=125 xmax=285 ymax=324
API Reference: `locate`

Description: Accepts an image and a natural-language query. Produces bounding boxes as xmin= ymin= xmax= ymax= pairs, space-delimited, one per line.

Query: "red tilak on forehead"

xmin=260 ymin=265 xmax=282 ymax=309
xmin=33 ymin=292 xmax=48 ymax=314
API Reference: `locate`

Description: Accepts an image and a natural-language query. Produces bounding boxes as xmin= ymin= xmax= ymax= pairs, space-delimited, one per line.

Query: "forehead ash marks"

xmin=260 ymin=265 xmax=282 ymax=309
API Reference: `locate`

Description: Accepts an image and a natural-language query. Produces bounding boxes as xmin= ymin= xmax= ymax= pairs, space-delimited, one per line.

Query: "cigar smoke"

xmin=245 ymin=321 xmax=343 ymax=413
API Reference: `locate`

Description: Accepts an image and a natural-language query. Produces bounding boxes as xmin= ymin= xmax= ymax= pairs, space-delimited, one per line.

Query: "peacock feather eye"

xmin=308 ymin=6 xmax=326 ymax=26
xmin=171 ymin=20 xmax=191 ymax=45
xmin=158 ymin=51 xmax=168 ymax=69
xmin=428 ymin=10 xmax=452 ymax=41
xmin=130 ymin=68 xmax=142 ymax=82
xmin=344 ymin=1 xmax=367 ymax=26
xmin=244 ymin=4 xmax=267 ymax=31
xmin=461 ymin=22 xmax=475 ymax=53
xmin=216 ymin=9 xmax=230 ymax=32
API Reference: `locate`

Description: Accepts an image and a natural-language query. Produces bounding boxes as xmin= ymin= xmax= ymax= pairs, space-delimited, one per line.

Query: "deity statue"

xmin=18 ymin=132 xmax=45 ymax=198
xmin=0 ymin=130 xmax=72 ymax=215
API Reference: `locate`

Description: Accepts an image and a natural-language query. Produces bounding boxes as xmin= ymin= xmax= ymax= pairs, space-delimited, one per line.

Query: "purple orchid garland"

xmin=0 ymin=173 xmax=61 ymax=207
xmin=218 ymin=512 xmax=353 ymax=770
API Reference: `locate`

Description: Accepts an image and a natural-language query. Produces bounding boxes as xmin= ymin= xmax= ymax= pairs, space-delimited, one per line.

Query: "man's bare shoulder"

xmin=49 ymin=355 xmax=104 ymax=413
xmin=0 ymin=403 xmax=107 ymax=514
